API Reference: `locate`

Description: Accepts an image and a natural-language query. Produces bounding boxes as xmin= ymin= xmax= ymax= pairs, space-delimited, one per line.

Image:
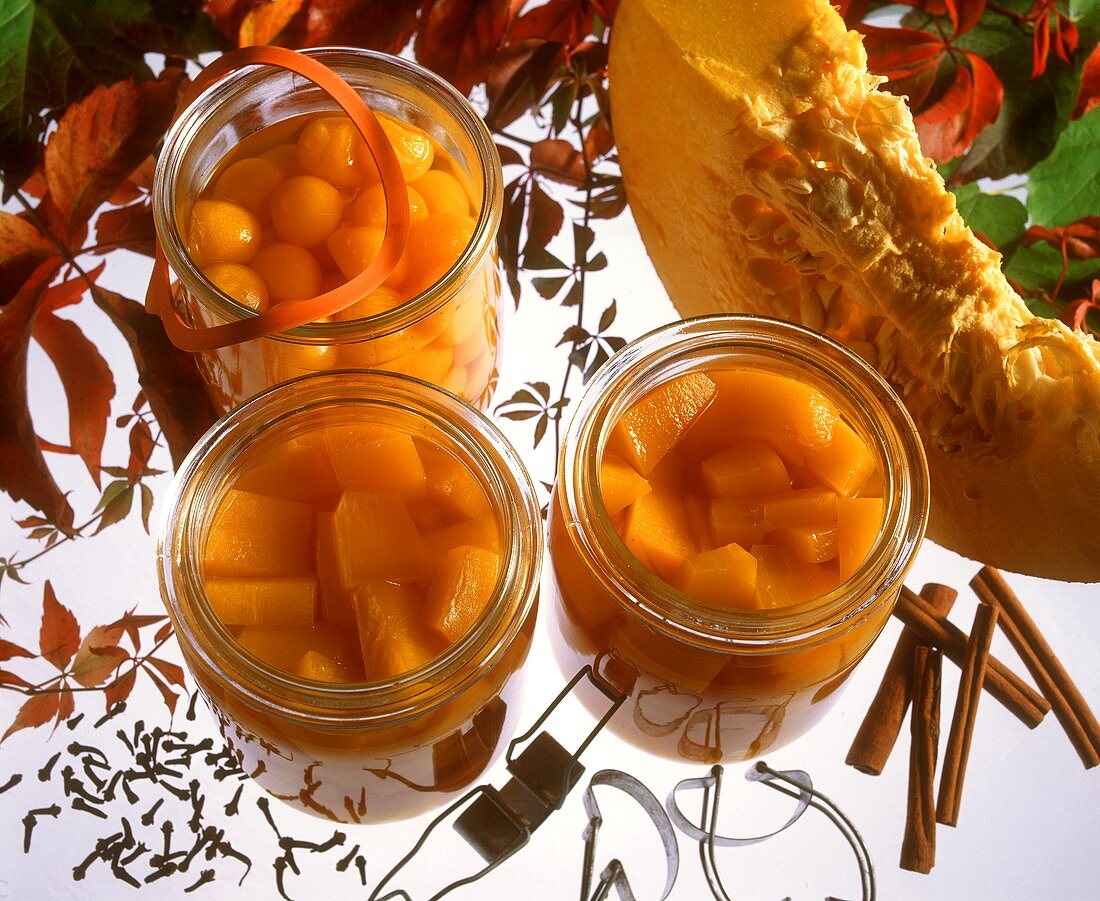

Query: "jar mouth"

xmin=558 ymin=314 xmax=929 ymax=653
xmin=152 ymin=47 xmax=503 ymax=345
xmin=158 ymin=371 xmax=542 ymax=724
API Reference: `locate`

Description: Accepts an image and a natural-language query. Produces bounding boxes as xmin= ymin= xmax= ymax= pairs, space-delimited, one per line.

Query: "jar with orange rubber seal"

xmin=150 ymin=47 xmax=502 ymax=412
xmin=548 ymin=316 xmax=929 ymax=763
xmin=158 ymin=371 xmax=541 ymax=822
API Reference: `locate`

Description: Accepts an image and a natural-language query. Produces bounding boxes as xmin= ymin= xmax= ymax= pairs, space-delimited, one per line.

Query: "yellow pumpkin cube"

xmin=600 ymin=452 xmax=652 ymax=515
xmin=806 ymin=418 xmax=877 ymax=496
xmin=236 ymin=623 xmax=361 ymax=672
xmin=296 ymin=649 xmax=354 ymax=683
xmin=610 ymin=372 xmax=717 ymax=475
xmin=332 ymin=491 xmax=429 ymax=585
xmin=671 ymin=543 xmax=758 ymax=609
xmin=204 ymin=490 xmax=314 ymax=577
xmin=235 ymin=433 xmax=340 ymax=504
xmin=709 ymin=496 xmax=766 ymax=548
xmin=752 ymin=545 xmax=840 ymax=608
xmin=763 ymin=487 xmax=838 ymax=531
xmin=353 ymin=581 xmax=439 ymax=679
xmin=700 ymin=439 xmax=790 ymax=498
xmin=621 ymin=490 xmax=698 ymax=580
xmin=205 ymin=576 xmax=317 ymax=626
xmin=315 ymin=512 xmax=355 ymax=626
xmin=836 ymin=497 xmax=884 ymax=578
xmin=324 ymin=424 xmax=427 ymax=500
xmin=424 ymin=545 xmax=501 ymax=643
xmin=767 ymin=524 xmax=839 ymax=564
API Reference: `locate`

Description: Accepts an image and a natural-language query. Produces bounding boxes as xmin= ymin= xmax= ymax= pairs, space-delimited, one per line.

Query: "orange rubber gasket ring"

xmin=146 ymin=46 xmax=410 ymax=353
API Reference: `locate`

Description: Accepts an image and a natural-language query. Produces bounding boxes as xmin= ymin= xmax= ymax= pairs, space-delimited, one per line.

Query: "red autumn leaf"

xmin=104 ymin=667 xmax=137 ymax=711
xmin=1030 ymin=0 xmax=1078 ymax=80
xmin=128 ymin=418 xmax=156 ymax=482
xmin=43 ymin=67 xmax=185 ymax=245
xmin=0 ymin=639 xmax=35 ymax=662
xmin=146 ymin=667 xmax=180 ymax=716
xmin=914 ymin=54 xmax=1003 ymax=164
xmin=154 ymin=621 xmax=175 ymax=644
xmin=200 ymin=0 xmax=262 ymax=40
xmin=290 ymin=0 xmax=421 ymax=50
xmin=1025 ymin=218 xmax=1100 ymax=297
xmin=239 ymin=0 xmax=306 ymax=45
xmin=1060 ymin=279 xmax=1100 ymax=332
xmin=834 ymin=0 xmax=870 ymax=24
xmin=39 ymin=581 xmax=80 ymax=672
xmin=525 ymin=181 xmax=564 ymax=255
xmin=0 ymin=670 xmax=34 ymax=690
xmin=70 ymin=623 xmax=128 ymax=688
xmin=108 ymin=611 xmax=168 ymax=654
xmin=94 ymin=199 xmax=157 ymax=257
xmin=91 ymin=290 xmax=218 ymax=470
xmin=1073 ymin=45 xmax=1100 ymax=120
xmin=415 ymin=0 xmax=515 ymax=94
xmin=509 ymin=0 xmax=595 ymax=46
xmin=2 ymin=691 xmax=61 ymax=743
xmin=149 ymin=657 xmax=186 ymax=687
xmin=0 ymin=212 xmax=56 ymax=306
xmin=487 ymin=38 xmax=565 ymax=130
xmin=584 ymin=122 xmax=614 ymax=163
xmin=32 ymin=304 xmax=116 ymax=489
xmin=0 ymin=259 xmax=73 ymax=527
xmin=41 ymin=266 xmax=104 ymax=314
xmin=55 ymin=688 xmax=75 ymax=731
xmin=531 ymin=138 xmax=587 ymax=186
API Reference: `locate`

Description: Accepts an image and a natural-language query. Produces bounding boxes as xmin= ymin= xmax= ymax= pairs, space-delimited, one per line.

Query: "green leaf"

xmin=1027 ymin=108 xmax=1100 ymax=227
xmin=0 ymin=0 xmax=223 ymax=187
xmin=1005 ymin=240 xmax=1100 ymax=294
xmin=953 ymin=14 xmax=1082 ymax=181
xmin=950 ymin=183 xmax=1027 ymax=250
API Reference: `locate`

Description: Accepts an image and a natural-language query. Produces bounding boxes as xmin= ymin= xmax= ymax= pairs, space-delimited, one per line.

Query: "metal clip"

xmin=667 ymin=760 xmax=875 ymax=901
xmin=369 ymin=666 xmax=625 ymax=900
xmin=580 ymin=770 xmax=679 ymax=901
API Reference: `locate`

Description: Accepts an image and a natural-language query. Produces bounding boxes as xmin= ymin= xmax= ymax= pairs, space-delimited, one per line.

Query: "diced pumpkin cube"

xmin=353 ymin=581 xmax=439 ymax=679
xmin=682 ymin=370 xmax=838 ymax=467
xmin=700 ymin=439 xmax=790 ymax=498
xmin=709 ymin=497 xmax=766 ymax=548
xmin=324 ymin=424 xmax=427 ymax=499
xmin=315 ymin=512 xmax=355 ymax=625
xmin=600 ymin=452 xmax=652 ymax=515
xmin=417 ymin=443 xmax=490 ymax=522
xmin=837 ymin=497 xmax=884 ymax=578
xmin=805 ymin=418 xmax=877 ymax=496
xmin=671 ymin=543 xmax=757 ymax=609
xmin=408 ymin=499 xmax=448 ymax=533
xmin=204 ymin=490 xmax=313 ymax=576
xmin=236 ymin=623 xmax=361 ymax=672
xmin=767 ymin=524 xmax=839 ymax=564
xmin=235 ymin=432 xmax=340 ymax=503
xmin=683 ymin=494 xmax=713 ymax=550
xmin=621 ymin=490 xmax=698 ymax=579
xmin=763 ymin=487 xmax=838 ymax=530
xmin=296 ymin=650 xmax=354 ymax=683
xmin=424 ymin=545 xmax=501 ymax=642
xmin=752 ymin=544 xmax=840 ymax=608
xmin=423 ymin=517 xmax=501 ymax=562
xmin=610 ymin=372 xmax=717 ymax=475
xmin=332 ymin=491 xmax=429 ymax=585
xmin=206 ymin=576 xmax=317 ymax=626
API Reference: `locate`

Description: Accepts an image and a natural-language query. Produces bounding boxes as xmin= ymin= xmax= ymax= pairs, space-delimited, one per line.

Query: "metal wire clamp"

xmin=666 ymin=760 xmax=875 ymax=901
xmin=369 ymin=665 xmax=625 ymax=901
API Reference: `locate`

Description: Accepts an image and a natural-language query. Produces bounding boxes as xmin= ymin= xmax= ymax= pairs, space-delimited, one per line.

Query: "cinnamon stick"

xmin=900 ymin=645 xmax=940 ymax=874
xmin=971 ymin=567 xmax=1100 ymax=770
xmin=847 ymin=583 xmax=957 ymax=775
xmin=936 ymin=603 xmax=998 ymax=827
xmin=895 ymin=586 xmax=1049 ymax=728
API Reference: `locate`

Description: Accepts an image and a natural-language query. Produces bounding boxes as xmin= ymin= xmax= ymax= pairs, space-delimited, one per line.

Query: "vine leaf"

xmin=91 ymin=290 xmax=218 ymax=470
xmin=1075 ymin=44 xmax=1100 ymax=118
xmin=525 ymin=182 xmax=565 ymax=256
xmin=94 ymin=199 xmax=157 ymax=257
xmin=289 ymin=0 xmax=421 ymax=49
xmin=486 ymin=38 xmax=564 ymax=130
xmin=39 ymin=581 xmax=80 ymax=672
xmin=0 ymin=211 xmax=55 ymax=304
xmin=0 ymin=258 xmax=72 ymax=527
xmin=0 ymin=638 xmax=35 ymax=662
xmin=416 ymin=0 xmax=515 ymax=94
xmin=70 ymin=624 xmax=128 ymax=688
xmin=1027 ymin=107 xmax=1100 ymax=226
xmin=509 ymin=0 xmax=596 ymax=46
xmin=43 ymin=68 xmax=186 ymax=246
xmin=238 ymin=0 xmax=306 ymax=45
xmin=531 ymin=138 xmax=587 ymax=186
xmin=1 ymin=691 xmax=60 ymax=743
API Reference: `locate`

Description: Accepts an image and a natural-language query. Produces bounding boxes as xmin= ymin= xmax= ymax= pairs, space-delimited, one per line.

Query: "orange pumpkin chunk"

xmin=767 ymin=524 xmax=839 ymax=564
xmin=709 ymin=496 xmax=766 ymax=548
xmin=700 ymin=440 xmax=790 ymax=498
xmin=237 ymin=623 xmax=361 ymax=672
xmin=752 ymin=544 xmax=840 ymax=608
xmin=235 ymin=433 xmax=339 ymax=503
xmin=353 ymin=581 xmax=439 ymax=679
xmin=600 ymin=452 xmax=652 ymax=515
xmin=611 ymin=372 xmax=717 ymax=475
xmin=806 ymin=418 xmax=877 ymax=496
xmin=763 ymin=488 xmax=838 ymax=531
xmin=423 ymin=517 xmax=501 ymax=562
xmin=418 ymin=443 xmax=490 ymax=522
xmin=315 ymin=512 xmax=355 ymax=626
xmin=204 ymin=490 xmax=313 ymax=577
xmin=296 ymin=650 xmax=354 ymax=683
xmin=332 ymin=491 xmax=429 ymax=586
xmin=206 ymin=576 xmax=317 ymax=626
xmin=671 ymin=543 xmax=757 ymax=609
xmin=836 ymin=497 xmax=884 ymax=578
xmin=324 ymin=424 xmax=427 ymax=499
xmin=621 ymin=490 xmax=697 ymax=580
xmin=424 ymin=545 xmax=501 ymax=642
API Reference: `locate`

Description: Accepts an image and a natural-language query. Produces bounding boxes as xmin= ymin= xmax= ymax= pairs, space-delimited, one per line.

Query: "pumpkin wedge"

xmin=610 ymin=0 xmax=1100 ymax=580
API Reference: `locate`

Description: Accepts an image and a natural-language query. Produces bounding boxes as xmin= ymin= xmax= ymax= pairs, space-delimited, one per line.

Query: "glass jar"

xmin=158 ymin=372 xmax=541 ymax=822
xmin=548 ymin=315 xmax=928 ymax=763
xmin=152 ymin=48 xmax=502 ymax=412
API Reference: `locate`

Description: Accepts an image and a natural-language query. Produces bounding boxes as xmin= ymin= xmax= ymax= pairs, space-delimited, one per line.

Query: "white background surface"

xmin=1 ymin=196 xmax=1098 ymax=901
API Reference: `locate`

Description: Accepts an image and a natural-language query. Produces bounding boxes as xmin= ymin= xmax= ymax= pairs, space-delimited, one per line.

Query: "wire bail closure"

xmin=147 ymin=46 xmax=410 ymax=352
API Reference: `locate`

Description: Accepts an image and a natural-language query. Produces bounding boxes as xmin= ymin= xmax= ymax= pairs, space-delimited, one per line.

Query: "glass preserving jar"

xmin=152 ymin=48 xmax=502 ymax=412
xmin=158 ymin=372 xmax=541 ymax=822
xmin=548 ymin=316 xmax=929 ymax=763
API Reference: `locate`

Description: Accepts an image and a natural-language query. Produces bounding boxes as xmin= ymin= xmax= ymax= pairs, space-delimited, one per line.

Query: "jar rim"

xmin=557 ymin=314 xmax=929 ymax=653
xmin=152 ymin=47 xmax=503 ymax=345
xmin=157 ymin=371 xmax=542 ymax=725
